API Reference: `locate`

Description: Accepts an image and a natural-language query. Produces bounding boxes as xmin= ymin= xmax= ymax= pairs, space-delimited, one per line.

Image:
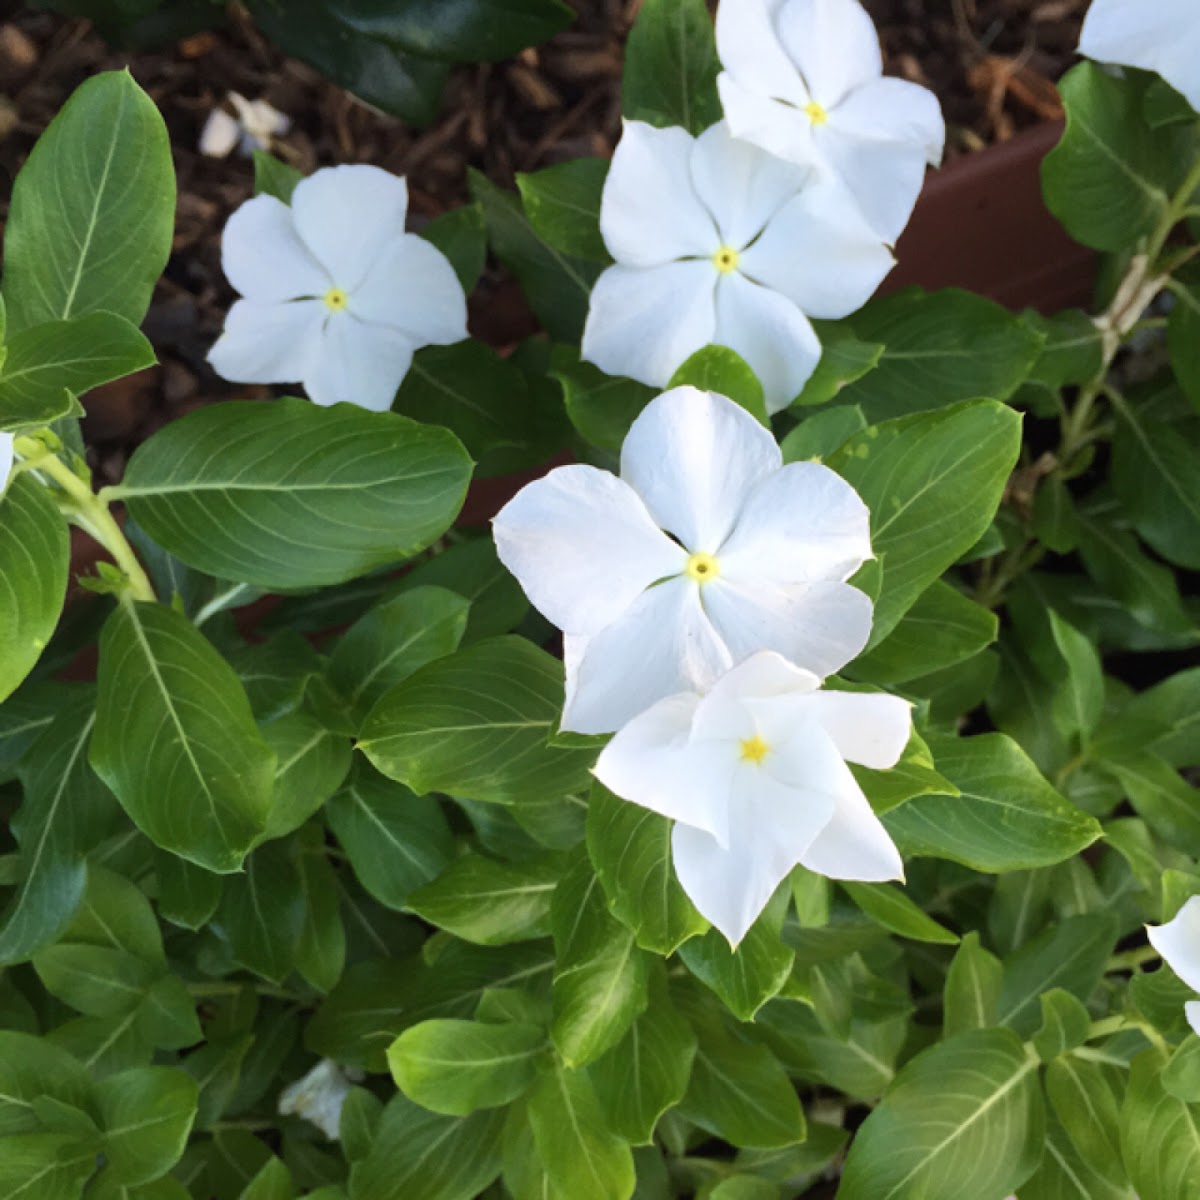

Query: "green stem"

xmin=186 ymin=980 xmax=301 ymax=1001
xmin=1107 ymin=944 xmax=1161 ymax=973
xmin=12 ymin=437 xmax=156 ymax=603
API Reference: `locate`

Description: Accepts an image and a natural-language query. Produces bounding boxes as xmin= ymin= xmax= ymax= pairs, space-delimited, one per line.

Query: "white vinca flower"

xmin=1078 ymin=0 xmax=1200 ymax=112
xmin=0 ymin=433 xmax=13 ymax=496
xmin=1147 ymin=895 xmax=1200 ymax=1034
xmin=278 ymin=1058 xmax=361 ymax=1140
xmin=715 ymin=0 xmax=945 ymax=243
xmin=594 ymin=650 xmax=911 ymax=945
xmin=492 ymin=387 xmax=874 ymax=734
xmin=200 ymin=91 xmax=292 ymax=158
xmin=581 ymin=120 xmax=893 ymax=414
xmin=209 ymin=164 xmax=468 ymax=411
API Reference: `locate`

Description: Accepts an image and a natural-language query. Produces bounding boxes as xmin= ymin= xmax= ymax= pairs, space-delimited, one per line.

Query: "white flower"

xmin=594 ymin=650 xmax=910 ymax=945
xmin=1147 ymin=895 xmax=1200 ymax=1035
xmin=1078 ymin=0 xmax=1200 ymax=113
xmin=209 ymin=164 xmax=468 ymax=411
xmin=200 ymin=91 xmax=291 ymax=158
xmin=0 ymin=434 xmax=13 ymax=496
xmin=279 ymin=1058 xmax=360 ymax=1140
xmin=492 ymin=386 xmax=874 ymax=734
xmin=715 ymin=0 xmax=945 ymax=244
xmin=581 ymin=120 xmax=893 ymax=414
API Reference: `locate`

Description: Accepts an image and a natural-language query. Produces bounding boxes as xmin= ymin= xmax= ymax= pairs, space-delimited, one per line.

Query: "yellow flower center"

xmin=804 ymin=100 xmax=829 ymax=126
xmin=323 ymin=287 xmax=349 ymax=312
xmin=685 ymin=551 xmax=720 ymax=583
xmin=740 ymin=734 xmax=770 ymax=764
xmin=712 ymin=246 xmax=740 ymax=274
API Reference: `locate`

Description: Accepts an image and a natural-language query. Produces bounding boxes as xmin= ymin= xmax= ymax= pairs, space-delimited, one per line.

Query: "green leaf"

xmin=1116 ymin=666 xmax=1200 ymax=768
xmin=839 ymin=289 xmax=1043 ymax=421
xmin=252 ymin=151 xmax=302 ymax=203
xmin=0 ymin=1031 xmax=95 ymax=1135
xmin=240 ymin=1157 xmax=295 ymax=1200
xmin=517 ymin=158 xmax=609 ymax=262
xmin=325 ymin=761 xmax=453 ymax=911
xmin=842 ymin=881 xmax=959 ymax=945
xmin=943 ymin=931 xmax=1003 ymax=1037
xmin=387 ymin=1019 xmax=545 ymax=1116
xmin=349 ymin=1092 xmax=504 ymax=1200
xmin=137 ymin=975 xmax=203 ymax=1051
xmin=0 ymin=476 xmax=69 ymax=704
xmin=215 ymin=840 xmax=306 ymax=984
xmin=1163 ymin=1038 xmax=1200 ymax=1104
xmin=260 ymin=713 xmax=352 ymax=842
xmin=154 ymin=850 xmax=222 ymax=931
xmin=98 ymin=1066 xmax=197 ymax=1185
xmin=1045 ymin=1056 xmax=1128 ymax=1190
xmin=622 ymin=0 xmax=721 ymax=134
xmin=1032 ymin=989 xmax=1093 ymax=1060
xmin=294 ymin=829 xmax=346 ymax=994
xmin=0 ymin=1132 xmax=98 ymax=1200
xmin=1043 ymin=63 xmax=1187 ymax=251
xmin=780 ymin=404 xmax=868 ymax=463
xmin=838 ymin=1029 xmax=1044 ymax=1200
xmin=470 ymin=170 xmax=601 ymax=343
xmin=829 ymin=399 xmax=1022 ymax=644
xmin=526 ymin=1064 xmax=636 ymax=1200
xmin=33 ymin=942 xmax=157 ymax=1016
xmin=849 ymin=729 xmax=959 ymax=815
xmin=117 ymin=399 xmax=472 ymax=590
xmin=1032 ymin=476 xmax=1080 ymax=553
xmin=420 ymin=204 xmax=487 ymax=293
xmin=334 ymin=0 xmax=573 ymax=61
xmin=590 ymin=969 xmax=696 ymax=1145
xmin=791 ymin=328 xmax=883 ymax=408
xmin=1169 ymin=276 xmax=1200 ymax=413
xmin=551 ymin=349 xmax=655 ymax=454
xmin=91 ymin=601 xmax=276 ymax=874
xmin=409 ymin=853 xmax=560 ymax=945
xmin=551 ymin=853 xmax=650 ymax=1068
xmin=1100 ymin=754 xmax=1200 ymax=857
xmin=359 ymin=637 xmax=594 ymax=806
xmin=1048 ymin=610 xmax=1105 ymax=741
xmin=884 ymin=733 xmax=1102 ymax=872
xmin=669 ymin=346 xmax=769 ymax=423
xmin=1121 ymin=1047 xmax=1200 ymax=1200
xmin=586 ymin=783 xmax=708 ymax=955
xmin=1 ymin=72 xmax=174 ymax=333
xmin=1022 ymin=1107 xmax=1133 ymax=1200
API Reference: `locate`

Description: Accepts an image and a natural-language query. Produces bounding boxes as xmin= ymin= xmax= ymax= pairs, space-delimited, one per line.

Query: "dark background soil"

xmin=0 ymin=0 xmax=1088 ymax=482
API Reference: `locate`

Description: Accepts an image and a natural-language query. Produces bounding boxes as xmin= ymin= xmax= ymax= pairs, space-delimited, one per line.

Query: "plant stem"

xmin=1107 ymin=945 xmax=1161 ymax=973
xmin=186 ymin=980 xmax=301 ymax=1001
xmin=12 ymin=437 xmax=157 ymax=603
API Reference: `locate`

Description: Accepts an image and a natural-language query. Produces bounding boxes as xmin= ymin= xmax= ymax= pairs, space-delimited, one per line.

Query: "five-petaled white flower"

xmin=0 ymin=434 xmax=13 ymax=497
xmin=1078 ymin=0 xmax=1200 ymax=113
xmin=209 ymin=164 xmax=468 ymax=412
xmin=716 ymin=0 xmax=945 ymax=244
xmin=492 ymin=387 xmax=874 ymax=734
xmin=594 ymin=650 xmax=910 ymax=945
xmin=1147 ymin=895 xmax=1200 ymax=1035
xmin=279 ymin=1058 xmax=361 ymax=1140
xmin=581 ymin=121 xmax=893 ymax=414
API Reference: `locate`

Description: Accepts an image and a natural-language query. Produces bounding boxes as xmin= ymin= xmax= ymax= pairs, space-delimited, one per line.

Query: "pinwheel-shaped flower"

xmin=493 ymin=387 xmax=874 ymax=733
xmin=716 ymin=0 xmax=945 ymax=243
xmin=1079 ymin=0 xmax=1200 ymax=112
xmin=1148 ymin=895 xmax=1200 ymax=1034
xmin=581 ymin=121 xmax=893 ymax=414
xmin=0 ymin=434 xmax=12 ymax=496
xmin=594 ymin=651 xmax=910 ymax=945
xmin=209 ymin=165 xmax=468 ymax=411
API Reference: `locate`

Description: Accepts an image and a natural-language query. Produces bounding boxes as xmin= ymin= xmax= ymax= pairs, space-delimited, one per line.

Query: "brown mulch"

xmin=0 ymin=0 xmax=1088 ymax=483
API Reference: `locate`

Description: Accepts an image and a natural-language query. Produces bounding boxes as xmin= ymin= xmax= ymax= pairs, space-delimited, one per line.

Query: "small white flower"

xmin=1078 ymin=0 xmax=1200 ymax=112
xmin=581 ymin=120 xmax=893 ymax=414
xmin=0 ymin=434 xmax=13 ymax=496
xmin=594 ymin=650 xmax=910 ymax=946
xmin=200 ymin=91 xmax=291 ymax=158
xmin=278 ymin=1058 xmax=360 ymax=1140
xmin=715 ymin=0 xmax=945 ymax=243
xmin=1147 ymin=895 xmax=1200 ymax=1035
xmin=209 ymin=164 xmax=468 ymax=411
xmin=492 ymin=387 xmax=874 ymax=734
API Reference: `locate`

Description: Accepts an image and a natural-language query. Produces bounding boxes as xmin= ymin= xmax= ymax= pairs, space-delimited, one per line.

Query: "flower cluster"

xmin=495 ymin=387 xmax=911 ymax=944
xmin=582 ymin=0 xmax=944 ymax=410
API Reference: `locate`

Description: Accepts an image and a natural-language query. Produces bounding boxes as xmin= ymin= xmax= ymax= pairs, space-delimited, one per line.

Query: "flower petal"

xmin=352 ymin=233 xmax=468 ymax=345
xmin=715 ymin=0 xmax=809 ymax=107
xmin=582 ymin=261 xmax=717 ymax=390
xmin=689 ymin=123 xmax=810 ymax=249
xmin=690 ymin=650 xmax=820 ymax=745
xmin=701 ymin=577 xmax=873 ymax=679
xmin=799 ymin=774 xmax=904 ymax=881
xmin=718 ymin=460 xmax=872 ymax=583
xmin=221 ymin=195 xmax=330 ymax=302
xmin=303 ymin=316 xmax=416 ymax=411
xmin=713 ymin=272 xmax=823 ymax=413
xmin=208 ymin=298 xmax=326 ymax=385
xmin=0 ymin=433 xmax=13 ymax=497
xmin=563 ymin=576 xmax=732 ymax=734
xmin=593 ymin=692 xmax=735 ymax=844
xmin=1147 ymin=896 xmax=1200 ymax=993
xmin=774 ymin=0 xmax=882 ymax=109
xmin=492 ymin=464 xmax=686 ymax=638
xmin=620 ymin=386 xmax=781 ymax=552
xmin=738 ymin=184 xmax=893 ymax=316
xmin=600 ymin=122 xmax=719 ymax=266
xmin=801 ymin=691 xmax=912 ymax=768
xmin=718 ymin=72 xmax=822 ymax=168
xmin=671 ymin=823 xmax=773 ymax=948
xmin=291 ymin=165 xmax=410 ymax=291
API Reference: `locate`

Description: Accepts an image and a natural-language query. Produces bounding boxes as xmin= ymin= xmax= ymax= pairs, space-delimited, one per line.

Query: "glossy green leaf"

xmin=843 ymin=881 xmax=959 ymax=944
xmin=33 ymin=942 xmax=157 ymax=1016
xmin=668 ymin=346 xmax=769 ymax=423
xmin=1048 ymin=610 xmax=1104 ymax=742
xmin=517 ymin=158 xmax=609 ymax=262
xmin=780 ymin=404 xmax=868 ymax=462
xmin=98 ymin=1066 xmax=197 ymax=1185
xmin=551 ymin=349 xmax=655 ymax=453
xmin=1121 ymin=1047 xmax=1200 ymax=1200
xmin=1046 ymin=1056 xmax=1128 ymax=1189
xmin=0 ymin=1031 xmax=95 ymax=1136
xmin=214 ymin=840 xmax=306 ymax=984
xmin=261 ymin=713 xmax=352 ymax=842
xmin=0 ymin=1132 xmax=98 ymax=1200
xmin=1032 ymin=989 xmax=1093 ymax=1061
xmin=622 ymin=0 xmax=721 ymax=134
xmin=791 ymin=328 xmax=883 ymax=408
xmin=943 ymin=931 xmax=1003 ymax=1037
xmin=1101 ymin=754 xmax=1200 ymax=857
xmin=420 ymin=204 xmax=487 ymax=293
xmin=252 ymin=152 xmax=302 ymax=203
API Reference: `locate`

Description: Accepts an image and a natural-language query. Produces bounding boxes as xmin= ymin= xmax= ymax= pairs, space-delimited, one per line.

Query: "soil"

xmin=0 ymin=0 xmax=1090 ymax=482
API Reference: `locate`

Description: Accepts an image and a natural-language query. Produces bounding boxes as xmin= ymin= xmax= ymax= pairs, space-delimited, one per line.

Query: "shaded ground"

xmin=0 ymin=0 xmax=1088 ymax=481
